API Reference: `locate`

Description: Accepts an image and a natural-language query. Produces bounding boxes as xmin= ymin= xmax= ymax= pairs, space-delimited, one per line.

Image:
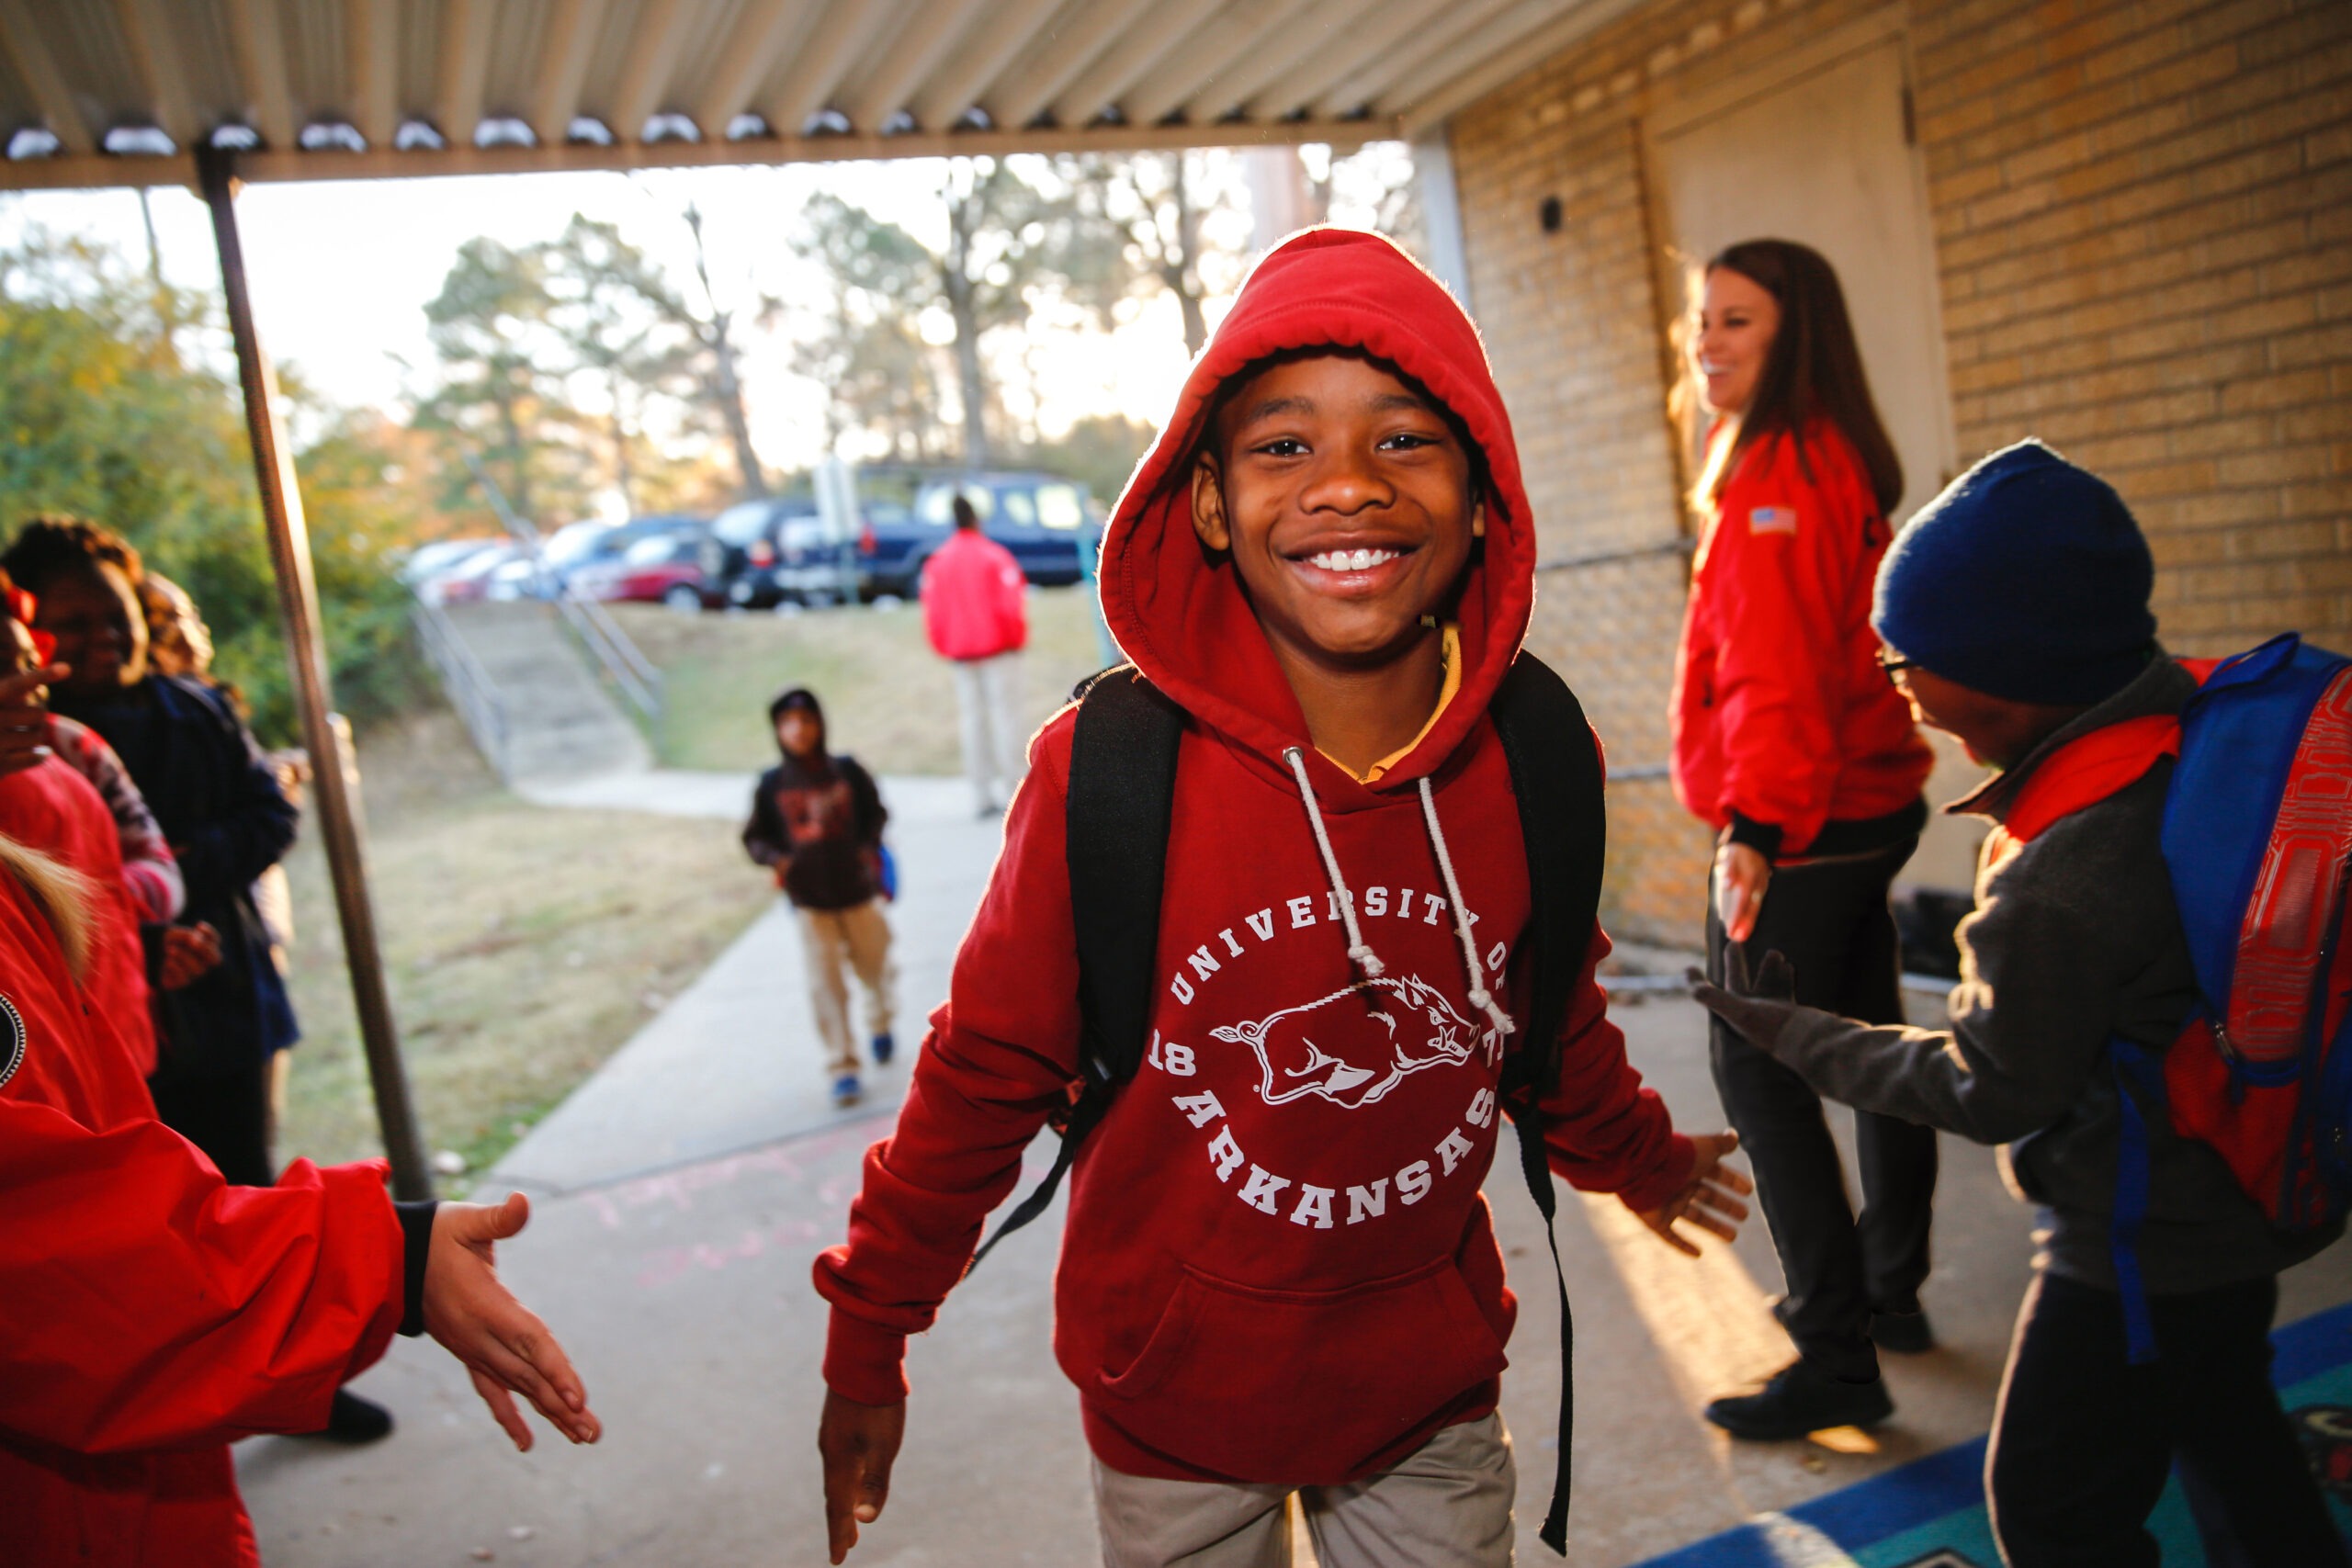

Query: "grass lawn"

xmin=276 ymin=705 xmax=770 ymax=1189
xmin=615 ymin=584 xmax=1116 ymax=774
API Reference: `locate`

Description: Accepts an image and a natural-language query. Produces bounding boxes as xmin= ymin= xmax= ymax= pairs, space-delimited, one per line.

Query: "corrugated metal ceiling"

xmin=0 ymin=0 xmax=1629 ymax=188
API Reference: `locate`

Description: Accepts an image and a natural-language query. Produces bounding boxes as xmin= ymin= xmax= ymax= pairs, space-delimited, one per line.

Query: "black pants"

xmin=1705 ymin=837 xmax=1937 ymax=1382
xmin=149 ymin=1057 xmax=274 ymax=1187
xmin=1987 ymin=1270 xmax=2346 ymax=1568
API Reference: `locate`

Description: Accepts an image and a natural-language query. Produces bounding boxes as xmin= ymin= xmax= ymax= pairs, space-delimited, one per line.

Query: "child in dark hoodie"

xmin=811 ymin=230 xmax=1750 ymax=1567
xmin=1694 ymin=442 xmax=2346 ymax=1567
xmin=742 ymin=687 xmax=894 ymax=1109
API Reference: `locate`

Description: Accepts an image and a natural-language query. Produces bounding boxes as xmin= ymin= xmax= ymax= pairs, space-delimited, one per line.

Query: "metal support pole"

xmin=196 ymin=146 xmax=433 ymax=1201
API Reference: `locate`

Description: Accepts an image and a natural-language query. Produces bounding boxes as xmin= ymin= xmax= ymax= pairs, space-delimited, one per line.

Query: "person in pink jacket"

xmin=920 ymin=495 xmax=1028 ymax=815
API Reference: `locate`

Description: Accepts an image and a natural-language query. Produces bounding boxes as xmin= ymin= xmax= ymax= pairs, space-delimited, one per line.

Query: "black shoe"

xmin=311 ymin=1388 xmax=394 ymax=1444
xmin=1871 ymin=1306 xmax=1936 ymax=1354
xmin=1704 ymin=1359 xmax=1893 ymax=1440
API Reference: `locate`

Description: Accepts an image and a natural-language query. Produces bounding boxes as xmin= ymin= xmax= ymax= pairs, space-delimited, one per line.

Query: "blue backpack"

xmin=2108 ymin=634 xmax=2352 ymax=1360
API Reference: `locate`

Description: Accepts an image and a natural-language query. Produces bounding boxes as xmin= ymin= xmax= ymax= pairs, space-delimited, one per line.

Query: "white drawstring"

xmin=1283 ymin=746 xmax=1385 ymax=979
xmin=1419 ymin=776 xmax=1517 ymax=1042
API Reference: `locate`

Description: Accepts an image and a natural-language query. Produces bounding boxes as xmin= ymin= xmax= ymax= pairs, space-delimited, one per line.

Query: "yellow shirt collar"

xmin=1320 ymin=625 xmax=1462 ymax=784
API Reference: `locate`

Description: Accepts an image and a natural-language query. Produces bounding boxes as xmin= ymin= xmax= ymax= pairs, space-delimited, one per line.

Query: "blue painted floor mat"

xmin=1635 ymin=1302 xmax=2352 ymax=1568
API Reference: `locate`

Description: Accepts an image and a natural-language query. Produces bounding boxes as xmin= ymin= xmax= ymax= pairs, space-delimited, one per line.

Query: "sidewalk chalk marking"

xmin=634 ymin=1220 xmax=829 ymax=1288
xmin=577 ymin=1120 xmax=880 ymax=1229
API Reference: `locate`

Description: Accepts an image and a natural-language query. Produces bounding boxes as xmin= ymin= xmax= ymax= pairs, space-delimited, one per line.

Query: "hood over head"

xmin=1097 ymin=229 xmax=1536 ymax=794
xmin=768 ymin=685 xmax=826 ymax=754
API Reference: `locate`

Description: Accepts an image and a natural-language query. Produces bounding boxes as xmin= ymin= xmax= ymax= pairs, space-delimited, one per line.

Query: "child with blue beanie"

xmin=1694 ymin=439 xmax=2346 ymax=1567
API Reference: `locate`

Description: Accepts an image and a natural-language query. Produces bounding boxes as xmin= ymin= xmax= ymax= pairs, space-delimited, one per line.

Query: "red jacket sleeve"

xmin=1528 ymin=923 xmax=1694 ymax=1213
xmin=1705 ymin=434 xmax=1870 ymax=854
xmin=0 ymin=1111 xmax=404 ymax=1453
xmin=813 ymin=715 xmax=1080 ymax=1404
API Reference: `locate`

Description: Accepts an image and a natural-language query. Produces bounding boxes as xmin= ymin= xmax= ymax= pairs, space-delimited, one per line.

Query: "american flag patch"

xmin=1748 ymin=505 xmax=1798 ymax=536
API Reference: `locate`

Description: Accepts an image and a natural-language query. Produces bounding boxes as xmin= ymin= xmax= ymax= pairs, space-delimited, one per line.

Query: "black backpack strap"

xmin=1489 ymin=653 xmax=1608 ymax=1556
xmin=967 ymin=666 xmax=1184 ymax=1272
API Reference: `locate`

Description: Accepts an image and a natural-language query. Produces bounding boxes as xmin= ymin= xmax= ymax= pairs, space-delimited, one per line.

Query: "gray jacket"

xmin=1763 ymin=654 xmax=2338 ymax=1293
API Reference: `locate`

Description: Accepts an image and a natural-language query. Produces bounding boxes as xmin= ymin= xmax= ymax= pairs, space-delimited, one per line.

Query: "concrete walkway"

xmin=234 ymin=771 xmax=2352 ymax=1567
xmin=493 ymin=772 xmax=988 ymax=1191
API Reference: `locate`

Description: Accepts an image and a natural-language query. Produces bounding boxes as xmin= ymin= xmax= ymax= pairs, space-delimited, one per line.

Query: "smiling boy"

xmin=812 ymin=231 xmax=1747 ymax=1568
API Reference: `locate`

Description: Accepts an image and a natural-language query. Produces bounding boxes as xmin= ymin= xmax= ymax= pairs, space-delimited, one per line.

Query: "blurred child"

xmin=138 ymin=572 xmax=301 ymax=1141
xmin=0 ymin=518 xmax=396 ymax=1445
xmin=742 ymin=687 xmax=894 ymax=1108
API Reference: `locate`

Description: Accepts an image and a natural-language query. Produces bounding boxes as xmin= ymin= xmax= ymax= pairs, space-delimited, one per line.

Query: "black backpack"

xmin=969 ymin=654 xmax=1605 ymax=1556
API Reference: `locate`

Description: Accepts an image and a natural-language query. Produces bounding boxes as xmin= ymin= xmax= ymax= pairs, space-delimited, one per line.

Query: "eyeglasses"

xmin=1875 ymin=649 xmax=1921 ymax=684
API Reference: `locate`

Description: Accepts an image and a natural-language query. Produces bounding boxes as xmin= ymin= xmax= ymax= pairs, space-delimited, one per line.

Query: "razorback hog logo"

xmin=1212 ymin=976 xmax=1499 ymax=1110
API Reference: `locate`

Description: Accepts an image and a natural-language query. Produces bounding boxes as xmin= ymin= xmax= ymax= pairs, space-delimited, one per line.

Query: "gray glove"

xmin=1687 ymin=946 xmax=1800 ymax=1053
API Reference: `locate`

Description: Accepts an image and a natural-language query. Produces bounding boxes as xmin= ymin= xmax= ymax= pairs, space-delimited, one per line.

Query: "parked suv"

xmin=701 ymin=493 xmax=854 ymax=608
xmin=855 ymin=470 xmax=1099 ymax=599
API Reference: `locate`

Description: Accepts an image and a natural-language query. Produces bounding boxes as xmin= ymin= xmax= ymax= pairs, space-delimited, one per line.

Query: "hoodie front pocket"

xmin=1091 ymin=1255 xmax=1508 ymax=1484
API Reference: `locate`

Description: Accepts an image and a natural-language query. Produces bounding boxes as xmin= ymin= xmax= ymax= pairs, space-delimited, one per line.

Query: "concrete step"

xmin=436 ymin=601 xmax=651 ymax=784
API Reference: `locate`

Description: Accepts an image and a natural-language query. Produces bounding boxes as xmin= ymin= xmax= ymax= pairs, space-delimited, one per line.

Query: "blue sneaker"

xmin=831 ymin=1072 xmax=862 ymax=1108
xmin=871 ymin=1032 xmax=895 ymax=1066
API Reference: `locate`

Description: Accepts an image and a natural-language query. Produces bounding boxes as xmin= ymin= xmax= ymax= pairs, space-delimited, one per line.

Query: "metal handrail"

xmin=554 ymin=588 xmax=664 ymax=723
xmin=452 ymin=451 xmax=664 ymax=727
xmin=410 ymin=598 xmax=510 ymax=779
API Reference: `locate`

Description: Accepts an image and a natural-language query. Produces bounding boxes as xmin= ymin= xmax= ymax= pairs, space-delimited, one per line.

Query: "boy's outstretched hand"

xmin=1632 ymin=1132 xmax=1752 ymax=1256
xmin=820 ymin=1390 xmax=905 ymax=1563
xmin=1688 ymin=946 xmax=1801 ymax=1053
xmin=423 ymin=1192 xmax=602 ymax=1450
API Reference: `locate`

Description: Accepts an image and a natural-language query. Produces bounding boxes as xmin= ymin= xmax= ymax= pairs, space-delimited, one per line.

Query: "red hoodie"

xmin=0 ymin=853 xmax=404 ymax=1567
xmin=815 ymin=229 xmax=1693 ymax=1487
xmin=1670 ymin=421 xmax=1933 ymax=855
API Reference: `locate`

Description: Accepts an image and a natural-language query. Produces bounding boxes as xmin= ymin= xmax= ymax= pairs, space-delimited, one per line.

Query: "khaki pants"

xmin=951 ymin=650 xmax=1026 ymax=812
xmin=793 ymin=899 xmax=895 ymax=1077
xmin=1092 ymin=1415 xmax=1516 ymax=1568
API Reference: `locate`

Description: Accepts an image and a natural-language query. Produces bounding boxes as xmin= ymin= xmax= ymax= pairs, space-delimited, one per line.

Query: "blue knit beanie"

xmin=1872 ymin=440 xmax=2156 ymax=705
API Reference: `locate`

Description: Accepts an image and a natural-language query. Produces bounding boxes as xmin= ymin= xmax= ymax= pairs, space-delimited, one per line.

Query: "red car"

xmin=571 ymin=530 xmax=711 ymax=611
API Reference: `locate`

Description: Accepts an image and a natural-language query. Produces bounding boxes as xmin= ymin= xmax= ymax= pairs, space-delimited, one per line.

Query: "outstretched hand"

xmin=820 ymin=1390 xmax=906 ymax=1563
xmin=1632 ymin=1131 xmax=1752 ymax=1255
xmin=1688 ymin=946 xmax=1801 ymax=1052
xmin=423 ymin=1192 xmax=601 ymax=1450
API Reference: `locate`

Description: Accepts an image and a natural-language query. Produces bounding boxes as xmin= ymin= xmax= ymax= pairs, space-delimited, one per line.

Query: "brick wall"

xmin=1915 ymin=0 xmax=2351 ymax=651
xmin=1447 ymin=0 xmax=2350 ymax=946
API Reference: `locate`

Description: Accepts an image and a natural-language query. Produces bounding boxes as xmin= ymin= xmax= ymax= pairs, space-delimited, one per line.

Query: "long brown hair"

xmin=1678 ymin=239 xmax=1903 ymax=517
xmin=0 ymin=833 xmax=95 ymax=976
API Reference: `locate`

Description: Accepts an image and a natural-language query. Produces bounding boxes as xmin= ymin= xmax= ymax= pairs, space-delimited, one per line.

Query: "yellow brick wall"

xmin=1914 ymin=0 xmax=2352 ymax=650
xmin=1448 ymin=0 xmax=2351 ymax=946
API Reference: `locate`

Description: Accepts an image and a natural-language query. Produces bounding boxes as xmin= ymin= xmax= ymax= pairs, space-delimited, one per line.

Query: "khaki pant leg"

xmin=1091 ymin=1461 xmax=1294 ymax=1568
xmin=1302 ymin=1415 xmax=1517 ymax=1568
xmin=794 ymin=905 xmax=859 ymax=1077
xmin=839 ymin=898 xmax=896 ymax=1042
xmin=951 ymin=659 xmax=998 ymax=809
xmin=982 ymin=650 xmax=1026 ymax=795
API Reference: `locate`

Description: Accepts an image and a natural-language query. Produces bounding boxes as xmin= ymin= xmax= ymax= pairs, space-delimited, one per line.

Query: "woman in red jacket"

xmin=1669 ymin=239 xmax=1938 ymax=1440
xmin=0 ymin=824 xmax=600 ymax=1566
